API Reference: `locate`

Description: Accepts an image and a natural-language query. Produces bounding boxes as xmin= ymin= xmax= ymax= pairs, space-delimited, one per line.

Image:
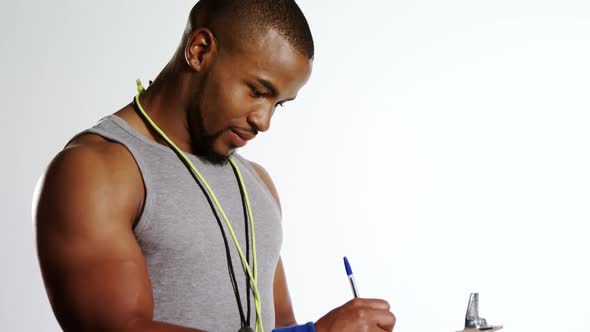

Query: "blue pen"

xmin=343 ymin=256 xmax=359 ymax=298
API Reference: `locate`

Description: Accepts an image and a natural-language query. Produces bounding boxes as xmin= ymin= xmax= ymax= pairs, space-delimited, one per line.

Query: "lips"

xmin=231 ymin=128 xmax=256 ymax=142
xmin=229 ymin=128 xmax=256 ymax=147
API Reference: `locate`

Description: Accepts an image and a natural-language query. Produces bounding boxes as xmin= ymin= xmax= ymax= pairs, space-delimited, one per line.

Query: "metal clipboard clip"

xmin=457 ymin=293 xmax=503 ymax=332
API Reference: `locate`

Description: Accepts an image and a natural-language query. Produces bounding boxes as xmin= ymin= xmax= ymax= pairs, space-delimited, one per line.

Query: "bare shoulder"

xmin=248 ymin=160 xmax=282 ymax=214
xmin=35 ymin=133 xmax=144 ymax=230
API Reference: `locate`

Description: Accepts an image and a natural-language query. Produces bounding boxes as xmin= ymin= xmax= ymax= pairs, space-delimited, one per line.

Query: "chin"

xmin=195 ymin=135 xmax=234 ymax=165
xmin=203 ymin=148 xmax=234 ymax=165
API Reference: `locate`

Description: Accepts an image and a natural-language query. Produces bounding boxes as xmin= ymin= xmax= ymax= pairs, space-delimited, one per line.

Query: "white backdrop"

xmin=1 ymin=1 xmax=589 ymax=331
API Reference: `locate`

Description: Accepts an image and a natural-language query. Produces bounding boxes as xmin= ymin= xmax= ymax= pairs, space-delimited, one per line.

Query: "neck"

xmin=136 ymin=69 xmax=199 ymax=155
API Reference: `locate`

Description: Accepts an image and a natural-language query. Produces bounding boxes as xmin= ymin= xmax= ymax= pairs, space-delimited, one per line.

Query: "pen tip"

xmin=343 ymin=256 xmax=353 ymax=276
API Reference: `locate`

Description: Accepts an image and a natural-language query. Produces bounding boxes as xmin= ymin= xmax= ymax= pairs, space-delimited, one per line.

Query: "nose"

xmin=247 ymin=105 xmax=274 ymax=133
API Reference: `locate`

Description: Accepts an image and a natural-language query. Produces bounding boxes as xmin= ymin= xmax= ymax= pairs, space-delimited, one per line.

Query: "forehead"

xmin=225 ymin=29 xmax=312 ymax=95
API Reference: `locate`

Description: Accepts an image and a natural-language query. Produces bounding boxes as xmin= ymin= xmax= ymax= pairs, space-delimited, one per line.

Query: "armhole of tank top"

xmin=232 ymin=154 xmax=282 ymax=219
xmin=68 ymin=128 xmax=155 ymax=241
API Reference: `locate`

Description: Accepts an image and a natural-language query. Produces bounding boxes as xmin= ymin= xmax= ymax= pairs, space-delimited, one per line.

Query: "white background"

xmin=1 ymin=0 xmax=589 ymax=331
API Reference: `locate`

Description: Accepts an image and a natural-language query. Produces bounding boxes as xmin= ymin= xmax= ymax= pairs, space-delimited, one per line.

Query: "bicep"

xmin=34 ymin=147 xmax=152 ymax=332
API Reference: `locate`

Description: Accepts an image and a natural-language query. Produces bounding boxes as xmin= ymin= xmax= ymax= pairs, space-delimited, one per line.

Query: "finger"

xmin=374 ymin=310 xmax=396 ymax=331
xmin=352 ymin=298 xmax=391 ymax=311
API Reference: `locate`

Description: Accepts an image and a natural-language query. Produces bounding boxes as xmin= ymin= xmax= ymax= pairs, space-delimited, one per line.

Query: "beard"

xmin=186 ymin=70 xmax=236 ymax=166
xmin=186 ymin=100 xmax=233 ymax=166
xmin=196 ymin=127 xmax=233 ymax=165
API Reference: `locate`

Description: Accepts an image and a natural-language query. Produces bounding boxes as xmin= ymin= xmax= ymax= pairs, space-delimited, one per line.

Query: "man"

xmin=33 ymin=1 xmax=396 ymax=331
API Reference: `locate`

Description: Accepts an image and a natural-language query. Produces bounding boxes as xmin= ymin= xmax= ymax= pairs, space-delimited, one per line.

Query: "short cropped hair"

xmin=186 ymin=0 xmax=314 ymax=60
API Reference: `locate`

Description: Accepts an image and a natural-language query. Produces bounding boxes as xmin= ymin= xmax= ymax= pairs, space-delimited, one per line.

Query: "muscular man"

xmin=33 ymin=1 xmax=396 ymax=331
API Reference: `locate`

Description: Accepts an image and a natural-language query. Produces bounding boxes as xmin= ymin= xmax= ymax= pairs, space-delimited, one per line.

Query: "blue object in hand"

xmin=343 ymin=256 xmax=359 ymax=298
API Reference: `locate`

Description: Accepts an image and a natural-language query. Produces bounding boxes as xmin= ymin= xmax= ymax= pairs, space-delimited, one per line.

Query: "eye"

xmin=251 ymin=87 xmax=266 ymax=98
xmin=276 ymin=101 xmax=285 ymax=108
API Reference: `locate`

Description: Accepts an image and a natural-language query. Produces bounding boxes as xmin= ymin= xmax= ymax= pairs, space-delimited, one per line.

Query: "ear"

xmin=184 ymin=29 xmax=217 ymax=72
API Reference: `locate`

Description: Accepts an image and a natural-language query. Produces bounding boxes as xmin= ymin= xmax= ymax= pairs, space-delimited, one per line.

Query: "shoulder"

xmin=34 ymin=134 xmax=144 ymax=229
xmin=61 ymin=134 xmax=143 ymax=197
xmin=33 ymin=135 xmax=154 ymax=331
xmin=247 ymin=160 xmax=282 ymax=214
xmin=248 ymin=160 xmax=273 ymax=187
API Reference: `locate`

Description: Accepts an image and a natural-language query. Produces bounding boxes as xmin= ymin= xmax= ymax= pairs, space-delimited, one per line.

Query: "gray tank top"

xmin=70 ymin=115 xmax=282 ymax=331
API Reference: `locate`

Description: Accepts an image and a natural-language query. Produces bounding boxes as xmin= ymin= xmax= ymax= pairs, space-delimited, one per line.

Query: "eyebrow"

xmin=257 ymin=78 xmax=296 ymax=102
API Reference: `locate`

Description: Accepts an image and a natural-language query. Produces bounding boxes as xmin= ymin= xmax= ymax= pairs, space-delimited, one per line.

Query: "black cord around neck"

xmin=131 ymin=99 xmax=252 ymax=328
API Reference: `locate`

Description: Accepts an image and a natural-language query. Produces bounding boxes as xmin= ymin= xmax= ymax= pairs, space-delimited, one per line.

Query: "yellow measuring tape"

xmin=135 ymin=80 xmax=264 ymax=332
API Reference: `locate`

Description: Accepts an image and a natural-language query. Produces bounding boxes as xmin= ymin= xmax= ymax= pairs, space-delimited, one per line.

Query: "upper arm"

xmin=33 ymin=142 xmax=152 ymax=332
xmin=249 ymin=161 xmax=296 ymax=327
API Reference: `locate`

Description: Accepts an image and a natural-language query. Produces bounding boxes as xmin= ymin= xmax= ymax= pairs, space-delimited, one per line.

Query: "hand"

xmin=314 ymin=298 xmax=396 ymax=332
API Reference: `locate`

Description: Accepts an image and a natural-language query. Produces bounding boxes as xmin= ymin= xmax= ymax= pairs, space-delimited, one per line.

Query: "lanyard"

xmin=133 ymin=80 xmax=264 ymax=332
